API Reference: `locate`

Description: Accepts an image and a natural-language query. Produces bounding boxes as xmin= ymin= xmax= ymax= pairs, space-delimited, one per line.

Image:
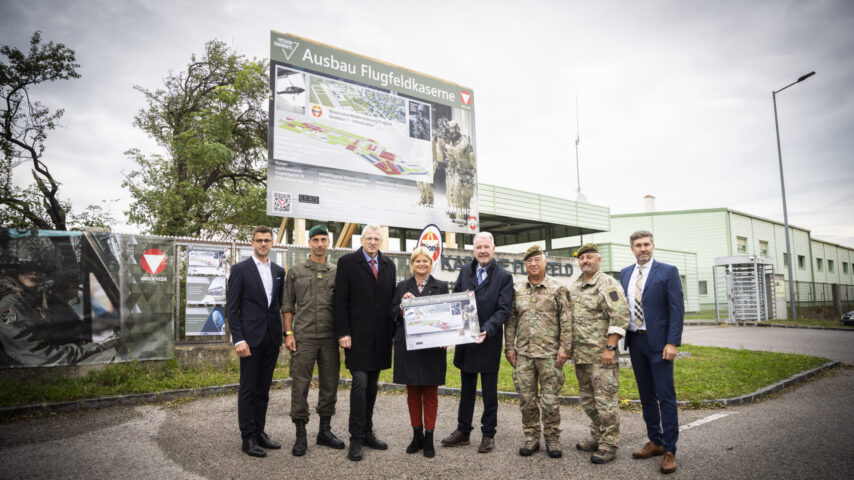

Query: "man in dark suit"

xmin=334 ymin=224 xmax=397 ymax=462
xmin=620 ymin=230 xmax=684 ymax=474
xmin=227 ymin=225 xmax=286 ymax=458
xmin=441 ymin=231 xmax=513 ymax=453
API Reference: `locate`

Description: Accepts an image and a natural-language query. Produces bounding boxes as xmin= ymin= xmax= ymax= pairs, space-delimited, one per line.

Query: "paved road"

xmin=2 ymin=326 xmax=853 ymax=479
xmin=683 ymin=325 xmax=854 ymax=364
xmin=2 ymin=370 xmax=853 ymax=479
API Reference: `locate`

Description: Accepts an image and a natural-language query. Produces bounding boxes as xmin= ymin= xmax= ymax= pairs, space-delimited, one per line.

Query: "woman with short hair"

xmin=391 ymin=246 xmax=448 ymax=458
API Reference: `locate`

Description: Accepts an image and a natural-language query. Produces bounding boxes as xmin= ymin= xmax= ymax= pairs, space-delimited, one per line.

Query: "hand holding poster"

xmin=400 ymin=291 xmax=480 ymax=351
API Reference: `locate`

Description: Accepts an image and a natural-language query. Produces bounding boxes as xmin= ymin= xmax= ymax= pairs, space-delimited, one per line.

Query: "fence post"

xmin=832 ymin=283 xmax=842 ymax=316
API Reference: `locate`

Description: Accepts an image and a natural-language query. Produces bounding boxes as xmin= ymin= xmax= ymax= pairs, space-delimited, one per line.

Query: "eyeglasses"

xmin=253 ymin=239 xmax=273 ymax=244
xmin=362 ymin=236 xmax=381 ymax=243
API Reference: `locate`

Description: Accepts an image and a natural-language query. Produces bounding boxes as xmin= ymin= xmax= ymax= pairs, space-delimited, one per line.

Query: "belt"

xmin=630 ymin=329 xmax=647 ymax=335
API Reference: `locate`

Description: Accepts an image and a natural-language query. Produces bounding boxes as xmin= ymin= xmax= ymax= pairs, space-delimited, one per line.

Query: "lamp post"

xmin=773 ymin=70 xmax=815 ymax=320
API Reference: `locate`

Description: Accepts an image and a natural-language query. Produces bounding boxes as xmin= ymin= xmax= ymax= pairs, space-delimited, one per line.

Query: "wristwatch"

xmin=605 ymin=345 xmax=617 ymax=351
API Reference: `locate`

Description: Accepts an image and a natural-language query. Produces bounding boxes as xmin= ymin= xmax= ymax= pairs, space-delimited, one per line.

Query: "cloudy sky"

xmin=2 ymin=0 xmax=853 ymax=246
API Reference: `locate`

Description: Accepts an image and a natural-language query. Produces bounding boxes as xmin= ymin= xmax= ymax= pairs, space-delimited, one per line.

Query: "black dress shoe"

xmin=363 ymin=432 xmax=388 ymax=450
xmin=348 ymin=438 xmax=363 ymax=461
xmin=242 ymin=437 xmax=267 ymax=458
xmin=257 ymin=432 xmax=281 ymax=449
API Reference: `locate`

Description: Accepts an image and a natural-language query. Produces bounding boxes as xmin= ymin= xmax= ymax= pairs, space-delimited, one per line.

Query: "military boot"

xmin=292 ymin=419 xmax=307 ymax=456
xmin=591 ymin=448 xmax=618 ymax=464
xmin=423 ymin=430 xmax=435 ymax=458
xmin=316 ymin=416 xmax=345 ymax=449
xmin=406 ymin=426 xmax=424 ymax=454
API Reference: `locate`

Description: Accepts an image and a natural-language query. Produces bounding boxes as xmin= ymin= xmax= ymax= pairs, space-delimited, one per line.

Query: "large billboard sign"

xmin=268 ymin=32 xmax=479 ymax=233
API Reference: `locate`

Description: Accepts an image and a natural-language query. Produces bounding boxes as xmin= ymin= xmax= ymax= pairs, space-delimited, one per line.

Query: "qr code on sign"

xmin=273 ymin=192 xmax=292 ymax=213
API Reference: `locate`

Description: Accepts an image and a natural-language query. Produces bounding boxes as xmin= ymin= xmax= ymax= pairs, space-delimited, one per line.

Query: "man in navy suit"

xmin=620 ymin=230 xmax=684 ymax=474
xmin=334 ymin=224 xmax=397 ymax=462
xmin=227 ymin=225 xmax=286 ymax=458
xmin=441 ymin=231 xmax=514 ymax=454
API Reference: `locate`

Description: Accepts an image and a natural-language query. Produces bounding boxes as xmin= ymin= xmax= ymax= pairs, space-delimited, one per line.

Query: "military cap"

xmin=523 ymin=245 xmax=544 ymax=261
xmin=575 ymin=243 xmax=599 ymax=256
xmin=308 ymin=224 xmax=329 ymax=239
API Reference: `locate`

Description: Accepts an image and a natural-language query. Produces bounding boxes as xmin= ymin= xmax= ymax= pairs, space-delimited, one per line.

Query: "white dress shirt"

xmin=253 ymin=254 xmax=274 ymax=307
xmin=627 ymin=258 xmax=654 ymax=332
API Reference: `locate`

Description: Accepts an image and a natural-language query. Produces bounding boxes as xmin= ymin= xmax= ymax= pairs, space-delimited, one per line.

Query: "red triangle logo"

xmin=460 ymin=91 xmax=471 ymax=105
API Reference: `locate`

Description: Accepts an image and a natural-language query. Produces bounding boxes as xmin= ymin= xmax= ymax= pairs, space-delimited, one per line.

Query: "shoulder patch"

xmin=1 ymin=306 xmax=17 ymax=326
xmin=608 ymin=289 xmax=619 ymax=302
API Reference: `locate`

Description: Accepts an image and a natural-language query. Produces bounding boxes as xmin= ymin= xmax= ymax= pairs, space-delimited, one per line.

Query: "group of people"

xmin=226 ymin=224 xmax=683 ymax=474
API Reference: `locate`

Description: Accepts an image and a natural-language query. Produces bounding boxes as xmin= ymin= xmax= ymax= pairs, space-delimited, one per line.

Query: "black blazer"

xmin=226 ymin=257 xmax=285 ymax=348
xmin=391 ymin=275 xmax=448 ymax=386
xmin=333 ymin=248 xmax=397 ymax=371
xmin=452 ymin=258 xmax=514 ymax=374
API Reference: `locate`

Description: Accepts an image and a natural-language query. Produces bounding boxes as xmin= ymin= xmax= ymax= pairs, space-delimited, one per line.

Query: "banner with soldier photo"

xmin=268 ymin=32 xmax=479 ymax=234
xmin=0 ymin=229 xmax=175 ymax=368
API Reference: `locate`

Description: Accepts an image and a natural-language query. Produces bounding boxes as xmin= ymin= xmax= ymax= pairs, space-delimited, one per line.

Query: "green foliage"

xmin=0 ymin=31 xmax=99 ymax=230
xmin=123 ymin=40 xmax=277 ymax=240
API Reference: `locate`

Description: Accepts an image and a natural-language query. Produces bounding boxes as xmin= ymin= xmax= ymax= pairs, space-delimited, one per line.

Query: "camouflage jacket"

xmin=505 ymin=275 xmax=572 ymax=358
xmin=569 ymin=271 xmax=630 ymax=364
xmin=281 ymin=258 xmax=336 ymax=340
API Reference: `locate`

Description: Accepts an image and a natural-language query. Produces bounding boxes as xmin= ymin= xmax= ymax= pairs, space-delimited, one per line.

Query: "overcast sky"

xmin=2 ymin=0 xmax=852 ymax=246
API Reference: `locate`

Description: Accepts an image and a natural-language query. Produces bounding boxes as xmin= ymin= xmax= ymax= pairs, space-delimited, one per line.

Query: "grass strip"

xmin=0 ymin=345 xmax=829 ymax=408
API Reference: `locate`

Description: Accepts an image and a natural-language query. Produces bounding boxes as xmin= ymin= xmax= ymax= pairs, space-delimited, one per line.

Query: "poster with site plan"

xmin=268 ymin=32 xmax=479 ymax=233
xmin=400 ymin=291 xmax=481 ymax=351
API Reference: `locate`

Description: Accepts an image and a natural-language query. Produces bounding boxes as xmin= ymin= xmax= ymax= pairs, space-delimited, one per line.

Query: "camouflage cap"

xmin=308 ymin=224 xmax=329 ymax=239
xmin=575 ymin=243 xmax=599 ymax=256
xmin=523 ymin=245 xmax=544 ymax=261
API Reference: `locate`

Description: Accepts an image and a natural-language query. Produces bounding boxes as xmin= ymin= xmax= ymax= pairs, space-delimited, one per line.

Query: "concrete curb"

xmin=683 ymin=320 xmax=854 ymax=331
xmin=1 ymin=361 xmax=839 ymax=419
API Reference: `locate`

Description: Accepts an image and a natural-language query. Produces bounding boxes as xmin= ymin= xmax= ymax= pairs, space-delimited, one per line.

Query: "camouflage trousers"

xmin=575 ymin=362 xmax=620 ymax=450
xmin=511 ymin=354 xmax=565 ymax=441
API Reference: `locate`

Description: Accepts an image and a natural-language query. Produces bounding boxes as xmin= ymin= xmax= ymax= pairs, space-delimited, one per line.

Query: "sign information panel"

xmin=268 ymin=32 xmax=479 ymax=233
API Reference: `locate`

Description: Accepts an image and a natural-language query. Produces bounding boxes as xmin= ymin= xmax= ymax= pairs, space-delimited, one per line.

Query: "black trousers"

xmin=348 ymin=370 xmax=380 ymax=439
xmin=457 ymin=371 xmax=498 ymax=437
xmin=238 ymin=331 xmax=280 ymax=440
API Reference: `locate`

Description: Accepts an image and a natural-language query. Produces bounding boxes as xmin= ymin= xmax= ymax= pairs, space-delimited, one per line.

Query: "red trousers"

xmin=406 ymin=385 xmax=438 ymax=430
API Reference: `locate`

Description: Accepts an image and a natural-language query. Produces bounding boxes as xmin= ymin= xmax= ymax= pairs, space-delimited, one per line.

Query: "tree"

xmin=123 ymin=40 xmax=275 ymax=240
xmin=0 ymin=32 xmax=79 ymax=230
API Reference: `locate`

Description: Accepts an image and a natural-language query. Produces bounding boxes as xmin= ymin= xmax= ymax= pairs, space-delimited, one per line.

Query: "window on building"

xmin=798 ymin=255 xmax=806 ymax=269
xmin=828 ymin=260 xmax=834 ymax=273
xmin=737 ymin=236 xmax=748 ymax=253
xmin=759 ymin=240 xmax=769 ymax=256
xmin=844 ymin=262 xmax=850 ymax=274
xmin=783 ymin=253 xmax=789 ymax=267
xmin=699 ymin=280 xmax=708 ymax=295
xmin=816 ymin=258 xmax=823 ymax=271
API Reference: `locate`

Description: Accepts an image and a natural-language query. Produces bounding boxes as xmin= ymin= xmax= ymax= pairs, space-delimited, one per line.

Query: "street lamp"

xmin=773 ymin=70 xmax=815 ymax=320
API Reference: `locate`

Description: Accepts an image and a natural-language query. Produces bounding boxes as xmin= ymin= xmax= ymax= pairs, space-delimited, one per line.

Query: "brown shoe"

xmin=633 ymin=441 xmax=664 ymax=459
xmin=660 ymin=452 xmax=676 ymax=474
xmin=590 ymin=448 xmax=617 ymax=464
xmin=440 ymin=430 xmax=470 ymax=447
xmin=478 ymin=436 xmax=494 ymax=453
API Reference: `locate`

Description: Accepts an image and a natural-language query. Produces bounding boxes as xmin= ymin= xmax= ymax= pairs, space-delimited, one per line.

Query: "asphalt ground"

xmin=682 ymin=325 xmax=854 ymax=363
xmin=2 ymin=326 xmax=853 ymax=479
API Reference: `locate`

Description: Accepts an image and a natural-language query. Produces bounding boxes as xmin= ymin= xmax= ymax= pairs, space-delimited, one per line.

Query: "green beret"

xmin=575 ymin=243 xmax=599 ymax=256
xmin=523 ymin=245 xmax=544 ymax=261
xmin=308 ymin=224 xmax=329 ymax=239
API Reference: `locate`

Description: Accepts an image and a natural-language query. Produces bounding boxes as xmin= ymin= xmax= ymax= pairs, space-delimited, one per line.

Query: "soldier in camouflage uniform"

xmin=505 ymin=245 xmax=572 ymax=458
xmin=443 ymin=121 xmax=476 ymax=224
xmin=569 ymin=243 xmax=630 ymax=464
xmin=417 ymin=118 xmax=448 ymax=207
xmin=282 ymin=225 xmax=345 ymax=456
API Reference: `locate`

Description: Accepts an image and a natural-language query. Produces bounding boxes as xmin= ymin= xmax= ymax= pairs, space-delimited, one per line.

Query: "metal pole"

xmin=773 ymin=90 xmax=798 ymax=320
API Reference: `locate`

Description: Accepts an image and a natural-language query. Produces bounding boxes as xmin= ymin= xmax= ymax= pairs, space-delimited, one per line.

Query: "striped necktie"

xmin=634 ymin=265 xmax=644 ymax=328
xmin=370 ymin=258 xmax=378 ymax=279
xmin=477 ymin=267 xmax=485 ymax=286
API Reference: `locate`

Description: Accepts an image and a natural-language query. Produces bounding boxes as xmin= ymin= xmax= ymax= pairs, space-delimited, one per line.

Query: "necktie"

xmin=634 ymin=266 xmax=644 ymax=328
xmin=477 ymin=267 xmax=485 ymax=286
xmin=370 ymin=258 xmax=378 ymax=279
